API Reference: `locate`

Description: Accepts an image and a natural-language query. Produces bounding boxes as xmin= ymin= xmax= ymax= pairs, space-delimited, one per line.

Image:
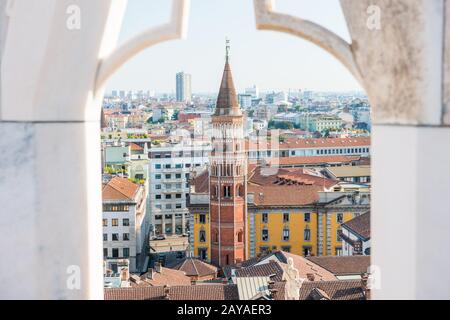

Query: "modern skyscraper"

xmin=176 ymin=72 xmax=192 ymax=103
xmin=209 ymin=39 xmax=247 ymax=267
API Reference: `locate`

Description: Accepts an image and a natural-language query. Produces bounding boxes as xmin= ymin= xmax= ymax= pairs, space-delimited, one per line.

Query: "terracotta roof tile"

xmin=299 ymin=280 xmax=366 ymax=300
xmin=273 ymin=252 xmax=337 ymax=282
xmin=234 ymin=261 xmax=284 ymax=282
xmin=132 ymin=267 xmax=191 ymax=287
xmin=129 ymin=143 xmax=143 ymax=151
xmin=342 ymin=211 xmax=371 ymax=240
xmin=247 ymin=137 xmax=371 ymax=151
xmin=102 ymin=177 xmax=140 ymax=201
xmin=105 ymin=284 xmax=239 ymax=300
xmin=170 ymin=258 xmax=218 ymax=278
xmin=307 ymin=256 xmax=371 ymax=276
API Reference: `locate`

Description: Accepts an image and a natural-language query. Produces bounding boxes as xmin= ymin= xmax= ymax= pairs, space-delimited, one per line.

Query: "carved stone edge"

xmin=95 ymin=0 xmax=191 ymax=92
xmin=253 ymin=0 xmax=363 ymax=86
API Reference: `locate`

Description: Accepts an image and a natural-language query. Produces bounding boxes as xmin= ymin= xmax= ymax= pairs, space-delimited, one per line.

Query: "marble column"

xmin=0 ymin=0 xmax=127 ymax=299
xmin=254 ymin=0 xmax=450 ymax=299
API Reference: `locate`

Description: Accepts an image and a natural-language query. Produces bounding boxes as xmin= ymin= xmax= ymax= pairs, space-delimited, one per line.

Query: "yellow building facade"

xmin=190 ymin=200 xmax=368 ymax=262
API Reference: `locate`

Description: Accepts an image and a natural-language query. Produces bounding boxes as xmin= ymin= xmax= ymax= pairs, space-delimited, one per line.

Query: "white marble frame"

xmin=253 ymin=0 xmax=450 ymax=300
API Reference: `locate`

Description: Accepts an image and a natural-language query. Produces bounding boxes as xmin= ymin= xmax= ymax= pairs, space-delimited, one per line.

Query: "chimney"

xmin=147 ymin=268 xmax=154 ymax=280
xmin=155 ymin=262 xmax=162 ymax=274
xmin=306 ymin=273 xmax=315 ymax=282
xmin=120 ymin=268 xmax=129 ymax=281
xmin=163 ymin=285 xmax=170 ymax=300
xmin=361 ymin=273 xmax=371 ymax=300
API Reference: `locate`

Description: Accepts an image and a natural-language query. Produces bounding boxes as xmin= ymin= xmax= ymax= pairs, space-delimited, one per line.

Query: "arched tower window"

xmin=237 ymin=230 xmax=243 ymax=243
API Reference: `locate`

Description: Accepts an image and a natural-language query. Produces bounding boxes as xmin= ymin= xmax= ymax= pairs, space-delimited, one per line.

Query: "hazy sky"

xmin=107 ymin=0 xmax=362 ymax=94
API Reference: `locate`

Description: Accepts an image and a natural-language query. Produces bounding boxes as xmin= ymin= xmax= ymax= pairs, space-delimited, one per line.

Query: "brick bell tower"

xmin=210 ymin=39 xmax=247 ymax=267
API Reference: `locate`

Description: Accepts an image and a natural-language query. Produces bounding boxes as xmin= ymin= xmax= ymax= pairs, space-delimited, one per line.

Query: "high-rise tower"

xmin=176 ymin=71 xmax=192 ymax=103
xmin=209 ymin=39 xmax=247 ymax=267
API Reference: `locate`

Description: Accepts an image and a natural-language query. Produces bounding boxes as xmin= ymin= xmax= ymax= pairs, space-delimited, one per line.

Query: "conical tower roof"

xmin=214 ymin=39 xmax=242 ymax=117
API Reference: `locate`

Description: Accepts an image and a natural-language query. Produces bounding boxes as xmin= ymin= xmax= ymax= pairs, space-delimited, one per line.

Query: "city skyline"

xmin=107 ymin=0 xmax=363 ymax=94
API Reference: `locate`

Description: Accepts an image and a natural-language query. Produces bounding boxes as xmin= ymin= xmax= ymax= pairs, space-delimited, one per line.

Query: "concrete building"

xmin=176 ymin=71 xmax=192 ymax=103
xmin=245 ymin=85 xmax=259 ymax=99
xmin=189 ymin=166 xmax=370 ymax=261
xmin=102 ymin=177 xmax=148 ymax=273
xmin=238 ymin=93 xmax=252 ymax=109
xmin=148 ymin=140 xmax=211 ymax=236
xmin=340 ymin=211 xmax=371 ymax=256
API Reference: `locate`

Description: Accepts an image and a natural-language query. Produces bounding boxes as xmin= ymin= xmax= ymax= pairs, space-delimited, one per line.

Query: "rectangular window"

xmin=112 ymin=219 xmax=119 ymax=227
xmin=283 ymin=213 xmax=290 ymax=223
xmin=304 ymin=213 xmax=311 ymax=222
xmin=199 ymin=230 xmax=206 ymax=243
xmin=155 ymin=184 xmax=162 ymax=190
xmin=112 ymin=233 xmax=119 ymax=241
xmin=199 ymin=214 xmax=206 ymax=224
xmin=176 ymin=203 xmax=182 ymax=209
xmin=103 ymin=219 xmax=108 ymax=227
xmin=198 ymin=248 xmax=207 ymax=260
xmin=165 ymin=194 xmax=172 ymax=199
xmin=103 ymin=234 xmax=107 ymax=241
xmin=336 ymin=247 xmax=342 ymax=256
xmin=166 ymin=204 xmax=172 ymax=209
xmin=281 ymin=246 xmax=291 ymax=252
xmin=283 ymin=229 xmax=290 ymax=241
xmin=176 ymin=164 xmax=183 ymax=169
xmin=176 ymin=194 xmax=182 ymax=199
xmin=262 ymin=213 xmax=268 ymax=223
xmin=304 ymin=229 xmax=311 ymax=241
xmin=165 ymin=174 xmax=171 ymax=179
xmin=123 ymin=233 xmax=130 ymax=241
xmin=337 ymin=213 xmax=344 ymax=224
xmin=123 ymin=219 xmax=130 ymax=226
xmin=262 ymin=229 xmax=269 ymax=242
xmin=303 ymin=246 xmax=312 ymax=257
xmin=155 ymin=174 xmax=161 ymax=180
xmin=176 ymin=174 xmax=182 ymax=179
xmin=112 ymin=248 xmax=119 ymax=258
xmin=103 ymin=248 xmax=108 ymax=257
xmin=123 ymin=248 xmax=130 ymax=258
xmin=223 ymin=186 xmax=231 ymax=198
xmin=337 ymin=230 xmax=342 ymax=242
xmin=155 ymin=164 xmax=161 ymax=169
xmin=165 ymin=164 xmax=171 ymax=169
xmin=155 ymin=195 xmax=161 ymax=200
xmin=259 ymin=247 xmax=269 ymax=254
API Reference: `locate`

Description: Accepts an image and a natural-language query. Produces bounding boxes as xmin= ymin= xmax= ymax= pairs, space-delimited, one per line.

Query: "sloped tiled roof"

xmin=299 ymin=280 xmax=366 ymax=300
xmin=273 ymin=155 xmax=362 ymax=167
xmin=271 ymin=251 xmax=337 ymax=281
xmin=105 ymin=284 xmax=239 ymax=300
xmin=129 ymin=143 xmax=143 ymax=151
xmin=246 ymin=137 xmax=371 ymax=151
xmin=170 ymin=258 xmax=217 ymax=278
xmin=102 ymin=177 xmax=140 ymax=201
xmin=132 ymin=267 xmax=191 ymax=287
xmin=235 ymin=261 xmax=284 ymax=282
xmin=214 ymin=61 xmax=241 ymax=117
xmin=342 ymin=211 xmax=371 ymax=240
xmin=307 ymin=256 xmax=371 ymax=276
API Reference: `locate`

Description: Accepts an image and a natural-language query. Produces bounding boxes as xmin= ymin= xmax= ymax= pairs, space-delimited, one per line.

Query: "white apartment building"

xmin=247 ymin=137 xmax=371 ymax=161
xmin=340 ymin=211 xmax=371 ymax=256
xmin=102 ymin=177 xmax=148 ymax=272
xmin=148 ymin=140 xmax=211 ymax=236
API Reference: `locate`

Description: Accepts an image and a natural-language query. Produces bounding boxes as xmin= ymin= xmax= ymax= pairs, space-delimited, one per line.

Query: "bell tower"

xmin=209 ymin=39 xmax=247 ymax=267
